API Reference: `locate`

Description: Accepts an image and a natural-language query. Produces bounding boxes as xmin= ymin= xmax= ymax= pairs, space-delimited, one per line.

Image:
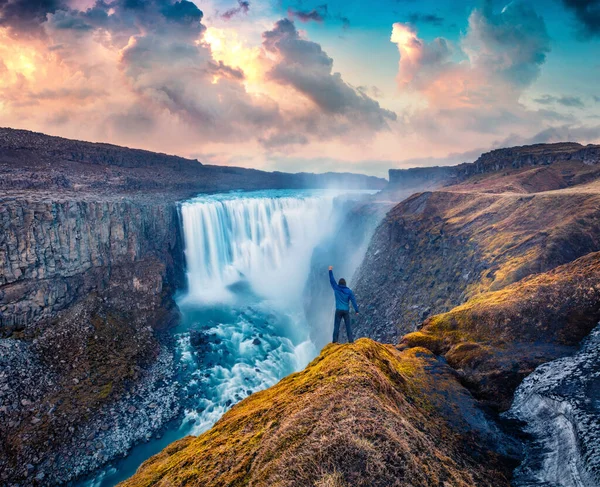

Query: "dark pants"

xmin=333 ymin=309 xmax=354 ymax=343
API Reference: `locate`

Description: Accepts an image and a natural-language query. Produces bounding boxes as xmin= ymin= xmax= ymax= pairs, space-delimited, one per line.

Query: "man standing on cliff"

xmin=328 ymin=266 xmax=359 ymax=343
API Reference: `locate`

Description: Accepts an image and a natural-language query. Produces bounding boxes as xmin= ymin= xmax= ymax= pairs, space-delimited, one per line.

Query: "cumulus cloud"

xmin=263 ymin=19 xmax=396 ymax=130
xmin=391 ymin=22 xmax=452 ymax=93
xmin=0 ymin=0 xmax=65 ymax=36
xmin=390 ymin=0 xmax=558 ymax=145
xmin=462 ymin=1 xmax=550 ymax=88
xmin=393 ymin=1 xmax=550 ymax=106
xmin=0 ymin=1 xmax=397 ymax=160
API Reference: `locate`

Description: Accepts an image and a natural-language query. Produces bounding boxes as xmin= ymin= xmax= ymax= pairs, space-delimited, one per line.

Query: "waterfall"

xmin=79 ymin=189 xmax=374 ymax=487
xmin=176 ymin=189 xmax=345 ymax=435
xmin=180 ymin=190 xmax=338 ymax=304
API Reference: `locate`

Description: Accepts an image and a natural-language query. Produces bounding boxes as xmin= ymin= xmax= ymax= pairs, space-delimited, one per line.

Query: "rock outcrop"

xmin=507 ymin=323 xmax=600 ymax=486
xmin=352 ymin=178 xmax=600 ymax=342
xmin=120 ymin=339 xmax=515 ymax=487
xmin=401 ymin=251 xmax=600 ymax=409
xmin=0 ymin=196 xmax=184 ymax=334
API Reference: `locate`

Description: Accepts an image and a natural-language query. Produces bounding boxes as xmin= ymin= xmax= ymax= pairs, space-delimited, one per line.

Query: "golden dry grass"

xmin=401 ymin=251 xmax=600 ymax=408
xmin=120 ymin=340 xmax=511 ymax=487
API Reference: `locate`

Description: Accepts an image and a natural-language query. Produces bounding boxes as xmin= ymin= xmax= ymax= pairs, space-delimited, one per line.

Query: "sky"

xmin=0 ymin=0 xmax=599 ymax=176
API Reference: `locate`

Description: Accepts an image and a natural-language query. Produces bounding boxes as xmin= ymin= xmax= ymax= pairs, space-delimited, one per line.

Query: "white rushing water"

xmin=176 ymin=189 xmax=347 ymax=435
xmin=180 ymin=190 xmax=338 ymax=304
xmin=506 ymin=324 xmax=600 ymax=487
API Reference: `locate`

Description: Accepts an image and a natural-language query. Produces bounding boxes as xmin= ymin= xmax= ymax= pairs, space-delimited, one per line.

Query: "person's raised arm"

xmin=350 ymin=290 xmax=359 ymax=314
xmin=328 ymin=266 xmax=337 ymax=290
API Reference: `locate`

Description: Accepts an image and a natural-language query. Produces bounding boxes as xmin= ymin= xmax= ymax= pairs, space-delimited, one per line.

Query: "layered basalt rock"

xmin=0 ymin=196 xmax=185 ymax=484
xmin=0 ymin=197 xmax=184 ymax=335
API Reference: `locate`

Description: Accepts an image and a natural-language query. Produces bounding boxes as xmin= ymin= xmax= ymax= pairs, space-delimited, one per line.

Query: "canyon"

xmin=2 ymin=129 xmax=600 ymax=486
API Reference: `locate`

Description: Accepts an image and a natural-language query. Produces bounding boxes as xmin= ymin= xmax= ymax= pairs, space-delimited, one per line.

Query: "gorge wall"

xmin=0 ymin=197 xmax=184 ymax=333
xmin=0 ymin=195 xmax=185 ymax=484
xmin=351 ymin=189 xmax=600 ymax=342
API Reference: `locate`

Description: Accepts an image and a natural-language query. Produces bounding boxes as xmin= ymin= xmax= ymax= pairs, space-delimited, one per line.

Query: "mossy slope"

xmin=401 ymin=251 xmax=600 ymax=409
xmin=120 ymin=339 xmax=511 ymax=487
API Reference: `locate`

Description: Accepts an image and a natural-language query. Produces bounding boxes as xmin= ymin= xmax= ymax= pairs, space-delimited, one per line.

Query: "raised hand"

xmin=328 ymin=266 xmax=333 ymax=270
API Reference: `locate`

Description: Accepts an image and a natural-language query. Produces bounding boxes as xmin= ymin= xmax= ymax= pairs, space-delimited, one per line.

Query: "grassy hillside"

xmin=120 ymin=340 xmax=513 ymax=487
xmin=401 ymin=251 xmax=600 ymax=409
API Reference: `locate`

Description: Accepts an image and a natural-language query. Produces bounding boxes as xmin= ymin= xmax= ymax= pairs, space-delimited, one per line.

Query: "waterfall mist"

xmin=176 ymin=189 xmax=361 ymax=436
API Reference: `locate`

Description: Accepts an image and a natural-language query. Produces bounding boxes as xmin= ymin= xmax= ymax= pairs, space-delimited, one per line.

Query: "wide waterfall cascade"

xmin=177 ymin=190 xmax=353 ymax=435
xmin=181 ymin=191 xmax=339 ymax=304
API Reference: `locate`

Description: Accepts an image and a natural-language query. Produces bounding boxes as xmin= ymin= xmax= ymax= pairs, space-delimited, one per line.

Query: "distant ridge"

xmin=0 ymin=128 xmax=386 ymax=197
xmin=388 ymin=142 xmax=600 ymax=190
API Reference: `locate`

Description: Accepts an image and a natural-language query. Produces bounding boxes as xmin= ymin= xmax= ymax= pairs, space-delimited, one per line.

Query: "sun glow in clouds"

xmin=0 ymin=29 xmax=39 ymax=83
xmin=202 ymin=27 xmax=263 ymax=86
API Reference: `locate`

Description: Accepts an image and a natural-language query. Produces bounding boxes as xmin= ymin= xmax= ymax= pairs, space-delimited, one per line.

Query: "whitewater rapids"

xmin=507 ymin=324 xmax=600 ymax=487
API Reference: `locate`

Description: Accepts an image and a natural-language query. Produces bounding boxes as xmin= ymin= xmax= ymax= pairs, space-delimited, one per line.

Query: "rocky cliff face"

xmin=399 ymin=252 xmax=600 ymax=484
xmin=0 ymin=195 xmax=185 ymax=484
xmin=351 ymin=187 xmax=600 ymax=342
xmin=0 ymin=196 xmax=184 ymax=334
xmin=401 ymin=251 xmax=600 ymax=409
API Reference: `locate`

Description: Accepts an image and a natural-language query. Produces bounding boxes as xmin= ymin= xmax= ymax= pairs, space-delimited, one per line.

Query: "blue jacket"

xmin=329 ymin=270 xmax=359 ymax=312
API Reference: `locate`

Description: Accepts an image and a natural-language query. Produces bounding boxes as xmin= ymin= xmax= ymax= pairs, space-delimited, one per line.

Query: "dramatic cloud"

xmin=0 ymin=0 xmax=597 ymax=174
xmin=0 ymin=0 xmax=65 ymax=35
xmin=382 ymin=0 xmax=595 ymax=162
xmin=0 ymin=0 xmax=397 ymax=163
xmin=391 ymin=23 xmax=452 ymax=93
xmin=534 ymin=94 xmax=585 ymax=108
xmin=392 ymin=1 xmax=550 ymax=112
xmin=562 ymin=0 xmax=600 ymax=37
xmin=461 ymin=1 xmax=550 ymax=88
xmin=263 ymin=19 xmax=396 ymax=130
